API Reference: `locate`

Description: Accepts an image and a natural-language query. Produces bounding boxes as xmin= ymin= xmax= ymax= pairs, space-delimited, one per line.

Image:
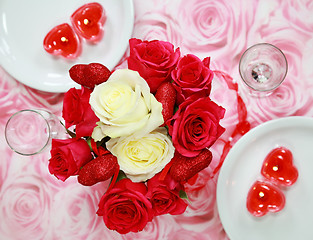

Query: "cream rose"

xmin=106 ymin=128 xmax=174 ymax=182
xmin=89 ymin=69 xmax=163 ymax=140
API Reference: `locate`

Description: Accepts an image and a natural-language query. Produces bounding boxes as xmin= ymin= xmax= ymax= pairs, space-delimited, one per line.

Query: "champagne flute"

xmin=239 ymin=43 xmax=288 ymax=97
xmin=5 ymin=109 xmax=66 ymax=156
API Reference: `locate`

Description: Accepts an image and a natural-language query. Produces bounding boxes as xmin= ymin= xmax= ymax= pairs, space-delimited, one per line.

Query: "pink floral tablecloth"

xmin=1 ymin=0 xmax=313 ymax=239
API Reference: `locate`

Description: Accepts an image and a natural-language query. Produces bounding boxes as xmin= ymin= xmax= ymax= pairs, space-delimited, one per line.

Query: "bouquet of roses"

xmin=48 ymin=38 xmax=226 ymax=234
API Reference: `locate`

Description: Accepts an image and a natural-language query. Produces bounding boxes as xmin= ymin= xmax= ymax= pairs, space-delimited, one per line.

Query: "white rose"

xmin=106 ymin=128 xmax=174 ymax=182
xmin=89 ymin=69 xmax=163 ymax=139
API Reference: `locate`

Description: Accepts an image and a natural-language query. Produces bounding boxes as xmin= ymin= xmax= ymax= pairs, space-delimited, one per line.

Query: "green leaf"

xmin=86 ymin=137 xmax=93 ymax=151
xmin=174 ymin=105 xmax=179 ymax=114
xmin=106 ymin=171 xmax=128 ymax=192
xmin=116 ymin=170 xmax=127 ymax=182
xmin=179 ymin=190 xmax=189 ymax=201
xmin=97 ymin=136 xmax=111 ymax=147
xmin=60 ymin=121 xmax=76 ymax=138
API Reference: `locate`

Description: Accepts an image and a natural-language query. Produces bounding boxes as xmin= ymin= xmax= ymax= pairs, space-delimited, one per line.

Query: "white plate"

xmin=0 ymin=0 xmax=134 ymax=92
xmin=217 ymin=117 xmax=313 ymax=240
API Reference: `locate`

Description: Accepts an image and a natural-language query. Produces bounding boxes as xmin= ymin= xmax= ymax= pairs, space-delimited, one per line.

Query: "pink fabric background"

xmin=1 ymin=0 xmax=313 ymax=239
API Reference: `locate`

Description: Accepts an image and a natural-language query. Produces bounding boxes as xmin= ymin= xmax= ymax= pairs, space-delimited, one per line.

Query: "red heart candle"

xmin=246 ymin=180 xmax=285 ymax=217
xmin=71 ymin=2 xmax=106 ymax=43
xmin=261 ymin=147 xmax=298 ymax=186
xmin=43 ymin=23 xmax=81 ymax=59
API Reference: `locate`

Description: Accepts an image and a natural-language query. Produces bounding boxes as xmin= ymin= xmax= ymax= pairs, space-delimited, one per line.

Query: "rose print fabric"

xmin=1 ymin=0 xmax=313 ymax=239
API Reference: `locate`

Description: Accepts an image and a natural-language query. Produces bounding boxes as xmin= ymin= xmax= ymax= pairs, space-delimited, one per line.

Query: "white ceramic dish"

xmin=217 ymin=117 xmax=313 ymax=240
xmin=0 ymin=0 xmax=134 ymax=92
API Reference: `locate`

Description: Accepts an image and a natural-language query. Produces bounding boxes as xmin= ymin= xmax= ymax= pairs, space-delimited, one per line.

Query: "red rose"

xmin=62 ymin=87 xmax=99 ymax=138
xmin=172 ymin=54 xmax=214 ymax=104
xmin=97 ymin=178 xmax=153 ymax=234
xmin=147 ymin=172 xmax=188 ymax=216
xmin=168 ymin=94 xmax=226 ymax=157
xmin=48 ymin=138 xmax=93 ymax=181
xmin=127 ymin=38 xmax=180 ymax=93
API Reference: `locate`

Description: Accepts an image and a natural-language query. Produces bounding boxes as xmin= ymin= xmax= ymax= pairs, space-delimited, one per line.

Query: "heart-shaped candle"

xmin=43 ymin=23 xmax=81 ymax=59
xmin=261 ymin=147 xmax=298 ymax=186
xmin=246 ymin=180 xmax=285 ymax=217
xmin=71 ymin=2 xmax=106 ymax=43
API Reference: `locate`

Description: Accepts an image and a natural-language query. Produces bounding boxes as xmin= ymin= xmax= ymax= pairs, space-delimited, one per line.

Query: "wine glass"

xmin=5 ymin=109 xmax=66 ymax=156
xmin=239 ymin=43 xmax=288 ymax=97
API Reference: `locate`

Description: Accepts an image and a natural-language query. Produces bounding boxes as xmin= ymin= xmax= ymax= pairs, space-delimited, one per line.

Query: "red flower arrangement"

xmin=48 ymin=38 xmax=225 ymax=234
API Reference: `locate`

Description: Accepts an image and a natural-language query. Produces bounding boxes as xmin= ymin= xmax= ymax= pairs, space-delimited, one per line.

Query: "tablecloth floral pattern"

xmin=1 ymin=0 xmax=313 ymax=239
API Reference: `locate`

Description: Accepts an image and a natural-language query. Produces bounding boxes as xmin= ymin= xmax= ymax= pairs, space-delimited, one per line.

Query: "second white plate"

xmin=0 ymin=0 xmax=134 ymax=92
xmin=217 ymin=116 xmax=313 ymax=240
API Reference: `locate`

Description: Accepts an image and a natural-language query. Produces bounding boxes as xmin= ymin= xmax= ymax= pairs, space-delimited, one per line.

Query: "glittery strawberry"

xmin=155 ymin=82 xmax=177 ymax=126
xmin=78 ymin=153 xmax=118 ymax=186
xmin=69 ymin=63 xmax=111 ymax=88
xmin=170 ymin=148 xmax=212 ymax=182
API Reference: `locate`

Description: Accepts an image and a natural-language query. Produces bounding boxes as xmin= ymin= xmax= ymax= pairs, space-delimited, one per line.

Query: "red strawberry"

xmin=170 ymin=149 xmax=212 ymax=182
xmin=78 ymin=153 xmax=118 ymax=186
xmin=84 ymin=63 xmax=111 ymax=85
xmin=69 ymin=63 xmax=111 ymax=89
xmin=69 ymin=64 xmax=85 ymax=84
xmin=155 ymin=82 xmax=177 ymax=126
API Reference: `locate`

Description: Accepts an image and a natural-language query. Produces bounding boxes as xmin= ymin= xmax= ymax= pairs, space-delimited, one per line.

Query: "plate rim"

xmin=216 ymin=116 xmax=313 ymax=240
xmin=0 ymin=0 xmax=135 ymax=93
